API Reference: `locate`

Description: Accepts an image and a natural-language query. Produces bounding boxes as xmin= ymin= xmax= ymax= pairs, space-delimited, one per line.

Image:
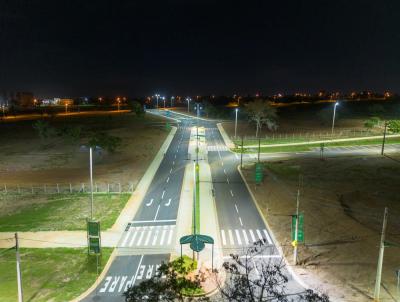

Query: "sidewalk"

xmin=0 ymin=126 xmax=178 ymax=249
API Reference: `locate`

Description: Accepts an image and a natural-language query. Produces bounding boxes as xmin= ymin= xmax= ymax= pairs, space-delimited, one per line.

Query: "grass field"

xmin=0 ymin=247 xmax=112 ymax=302
xmin=0 ymin=193 xmax=130 ymax=232
xmin=233 ymin=136 xmax=400 ymax=153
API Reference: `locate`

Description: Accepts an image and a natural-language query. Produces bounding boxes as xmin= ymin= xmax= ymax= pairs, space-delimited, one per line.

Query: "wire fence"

xmin=0 ymin=182 xmax=136 ymax=195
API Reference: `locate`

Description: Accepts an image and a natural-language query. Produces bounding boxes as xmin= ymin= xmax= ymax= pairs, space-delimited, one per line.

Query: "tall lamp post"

xmin=186 ymin=97 xmax=191 ymax=113
xmin=170 ymin=96 xmax=175 ymax=107
xmin=155 ymin=94 xmax=160 ymax=109
xmin=162 ymin=96 xmax=166 ymax=109
xmin=234 ymin=108 xmax=239 ymax=139
xmin=331 ymin=102 xmax=339 ymax=135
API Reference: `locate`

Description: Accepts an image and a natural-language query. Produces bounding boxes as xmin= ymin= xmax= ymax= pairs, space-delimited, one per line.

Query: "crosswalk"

xmin=179 ymin=127 xmax=216 ymax=131
xmin=207 ymin=145 xmax=229 ymax=152
xmin=118 ymin=225 xmax=175 ymax=249
xmin=220 ymin=228 xmax=273 ymax=247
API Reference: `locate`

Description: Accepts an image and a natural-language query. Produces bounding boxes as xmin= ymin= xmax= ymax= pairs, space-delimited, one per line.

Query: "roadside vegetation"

xmin=0 ymin=247 xmax=112 ymax=302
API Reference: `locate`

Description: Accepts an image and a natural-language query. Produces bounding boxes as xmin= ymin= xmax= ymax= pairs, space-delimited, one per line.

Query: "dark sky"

xmin=0 ymin=0 xmax=399 ymax=97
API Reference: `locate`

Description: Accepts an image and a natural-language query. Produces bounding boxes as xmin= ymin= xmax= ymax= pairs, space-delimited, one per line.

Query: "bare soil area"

xmin=0 ymin=113 xmax=168 ymax=187
xmin=243 ymin=155 xmax=400 ymax=301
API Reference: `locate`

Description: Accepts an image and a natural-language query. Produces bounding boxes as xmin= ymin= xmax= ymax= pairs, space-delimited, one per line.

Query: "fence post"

xmin=44 ymin=185 xmax=46 ymax=194
xmin=119 ymin=183 xmax=121 ymax=194
xmin=69 ymin=183 xmax=72 ymax=193
xmin=95 ymin=183 xmax=98 ymax=193
xmin=107 ymin=183 xmax=110 ymax=193
xmin=17 ymin=185 xmax=20 ymax=194
xmin=57 ymin=184 xmax=60 ymax=194
xmin=31 ymin=185 xmax=34 ymax=194
xmin=4 ymin=184 xmax=7 ymax=194
xmin=81 ymin=183 xmax=85 ymax=193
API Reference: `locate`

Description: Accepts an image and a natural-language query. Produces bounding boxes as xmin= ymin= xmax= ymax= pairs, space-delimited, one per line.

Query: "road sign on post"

xmin=165 ymin=122 xmax=171 ymax=131
xmin=87 ymin=220 xmax=101 ymax=255
xmin=255 ymin=163 xmax=263 ymax=184
xmin=291 ymin=213 xmax=304 ymax=243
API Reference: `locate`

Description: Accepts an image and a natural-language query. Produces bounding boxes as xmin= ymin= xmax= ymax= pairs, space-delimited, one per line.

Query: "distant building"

xmin=41 ymin=98 xmax=74 ymax=106
xmin=0 ymin=91 xmax=34 ymax=107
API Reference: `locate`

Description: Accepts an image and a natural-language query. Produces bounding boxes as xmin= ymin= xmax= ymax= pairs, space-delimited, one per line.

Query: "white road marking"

xmin=172 ymin=161 xmax=175 ymax=165
xmin=166 ymin=177 xmax=170 ymax=183
xmin=221 ymin=230 xmax=227 ymax=245
xmin=230 ymin=190 xmax=234 ymax=197
xmin=174 ymin=154 xmax=177 ymax=159
xmin=170 ymin=168 xmax=173 ymax=173
xmin=154 ymin=205 xmax=161 ymax=221
xmin=144 ymin=227 xmax=153 ymax=246
xmin=167 ymin=228 xmax=174 ymax=245
xmin=165 ymin=198 xmax=172 ymax=206
xmin=145 ymin=198 xmax=154 ymax=207
xmin=129 ymin=227 xmax=140 ymax=246
xmin=136 ymin=228 xmax=145 ymax=245
xmin=235 ymin=229 xmax=242 ymax=245
xmin=256 ymin=229 xmax=263 ymax=241
xmin=152 ymin=229 xmax=159 ymax=245
xmin=161 ymin=190 xmax=165 ymax=199
xmin=160 ymin=228 xmax=167 ymax=245
xmin=221 ymin=161 xmax=224 ymax=166
xmin=242 ymin=229 xmax=249 ymax=244
xmin=121 ymin=229 xmax=131 ymax=246
xmin=227 ymin=178 xmax=230 ymax=184
xmin=224 ymin=169 xmax=227 ymax=175
xmin=263 ymin=229 xmax=272 ymax=244
xmin=239 ymin=217 xmax=243 ymax=226
xmin=249 ymin=229 xmax=256 ymax=242
xmin=130 ymin=255 xmax=144 ymax=289
xmin=234 ymin=204 xmax=239 ymax=213
xmin=131 ymin=219 xmax=176 ymax=224
xmin=228 ymin=230 xmax=234 ymax=245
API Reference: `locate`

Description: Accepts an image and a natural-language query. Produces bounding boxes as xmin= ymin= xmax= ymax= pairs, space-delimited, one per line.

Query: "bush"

xmin=88 ymin=132 xmax=122 ymax=153
xmin=32 ymin=120 xmax=56 ymax=140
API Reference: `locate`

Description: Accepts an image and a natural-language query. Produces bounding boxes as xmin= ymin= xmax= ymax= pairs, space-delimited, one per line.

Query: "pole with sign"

xmin=255 ymin=163 xmax=263 ymax=184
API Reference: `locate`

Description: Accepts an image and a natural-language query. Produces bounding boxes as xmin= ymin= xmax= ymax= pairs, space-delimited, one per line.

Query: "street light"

xmin=331 ymin=102 xmax=339 ymax=135
xmin=116 ymin=97 xmax=121 ymax=111
xmin=186 ymin=97 xmax=191 ymax=113
xmin=155 ymin=94 xmax=160 ymax=109
xmin=234 ymin=108 xmax=239 ymax=139
xmin=170 ymin=96 xmax=175 ymax=107
xmin=162 ymin=96 xmax=166 ymax=109
xmin=65 ymin=103 xmax=68 ymax=114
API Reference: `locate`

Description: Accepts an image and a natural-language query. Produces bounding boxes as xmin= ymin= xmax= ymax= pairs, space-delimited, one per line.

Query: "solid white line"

xmin=249 ymin=229 xmax=256 ymax=243
xmin=174 ymin=154 xmax=177 ymax=159
xmin=131 ymin=255 xmax=144 ymax=287
xmin=161 ymin=190 xmax=165 ymax=199
xmin=239 ymin=217 xmax=243 ymax=226
xmin=224 ymin=169 xmax=227 ymax=175
xmin=166 ymin=177 xmax=170 ymax=183
xmin=221 ymin=230 xmax=227 ymax=245
xmin=144 ymin=227 xmax=153 ymax=246
xmin=172 ymin=161 xmax=175 ymax=165
xmin=242 ymin=229 xmax=249 ymax=244
xmin=154 ymin=205 xmax=161 ymax=221
xmin=145 ymin=198 xmax=154 ymax=207
xmin=228 ymin=230 xmax=234 ymax=245
xmin=234 ymin=204 xmax=239 ymax=213
xmin=256 ymin=229 xmax=263 ymax=241
xmin=167 ymin=228 xmax=174 ymax=245
xmin=136 ymin=228 xmax=145 ymax=245
xmin=170 ymin=168 xmax=173 ymax=173
xmin=235 ymin=229 xmax=242 ymax=245
xmin=230 ymin=190 xmax=234 ymax=197
xmin=263 ymin=229 xmax=272 ymax=245
xmin=165 ymin=198 xmax=172 ymax=206
xmin=131 ymin=219 xmax=176 ymax=224
xmin=160 ymin=228 xmax=167 ymax=245
xmin=221 ymin=161 xmax=224 ymax=166
xmin=129 ymin=227 xmax=140 ymax=247
xmin=121 ymin=229 xmax=132 ymax=247
xmin=227 ymin=178 xmax=230 ymax=184
xmin=152 ymin=228 xmax=159 ymax=246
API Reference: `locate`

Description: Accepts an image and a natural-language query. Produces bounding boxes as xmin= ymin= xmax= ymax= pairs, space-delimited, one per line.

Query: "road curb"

xmin=236 ymin=165 xmax=310 ymax=291
xmin=216 ymin=123 xmax=235 ymax=149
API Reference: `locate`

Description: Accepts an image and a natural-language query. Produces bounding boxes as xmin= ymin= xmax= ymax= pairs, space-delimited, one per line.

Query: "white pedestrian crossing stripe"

xmin=221 ymin=229 xmax=272 ymax=246
xmin=207 ymin=145 xmax=229 ymax=152
xmin=119 ymin=225 xmax=175 ymax=248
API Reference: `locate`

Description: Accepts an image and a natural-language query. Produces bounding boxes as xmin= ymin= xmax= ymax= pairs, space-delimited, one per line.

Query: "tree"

xmin=387 ymin=120 xmax=400 ymax=133
xmin=131 ymin=101 xmax=145 ymax=116
xmin=364 ymin=116 xmax=381 ymax=130
xmin=219 ymin=241 xmax=329 ymax=302
xmin=32 ymin=120 xmax=56 ymax=140
xmin=245 ymin=99 xmax=278 ymax=138
xmin=124 ymin=257 xmax=209 ymax=302
xmin=88 ymin=132 xmax=122 ymax=153
xmin=58 ymin=125 xmax=82 ymax=144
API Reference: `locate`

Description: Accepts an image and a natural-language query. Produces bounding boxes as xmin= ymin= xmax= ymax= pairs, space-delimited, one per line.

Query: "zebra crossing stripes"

xmin=221 ymin=229 xmax=272 ymax=246
xmin=119 ymin=225 xmax=175 ymax=248
xmin=207 ymin=145 xmax=229 ymax=152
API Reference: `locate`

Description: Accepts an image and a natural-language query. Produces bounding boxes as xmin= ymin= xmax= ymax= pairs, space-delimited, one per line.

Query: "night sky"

xmin=0 ymin=0 xmax=399 ymax=97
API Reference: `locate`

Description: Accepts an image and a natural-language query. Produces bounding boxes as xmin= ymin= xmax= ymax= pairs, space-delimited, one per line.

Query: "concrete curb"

xmin=236 ymin=165 xmax=310 ymax=291
xmin=216 ymin=123 xmax=235 ymax=149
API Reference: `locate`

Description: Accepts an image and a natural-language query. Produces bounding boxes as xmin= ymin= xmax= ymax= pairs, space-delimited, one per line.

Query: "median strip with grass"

xmin=0 ymin=247 xmax=112 ymax=302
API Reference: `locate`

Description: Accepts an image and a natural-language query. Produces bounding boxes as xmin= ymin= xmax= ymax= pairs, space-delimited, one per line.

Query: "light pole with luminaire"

xmin=162 ymin=96 xmax=166 ymax=108
xmin=155 ymin=94 xmax=160 ymax=109
xmin=331 ymin=102 xmax=339 ymax=135
xmin=186 ymin=97 xmax=191 ymax=113
xmin=234 ymin=108 xmax=239 ymax=139
xmin=170 ymin=96 xmax=174 ymax=107
xmin=65 ymin=103 xmax=68 ymax=114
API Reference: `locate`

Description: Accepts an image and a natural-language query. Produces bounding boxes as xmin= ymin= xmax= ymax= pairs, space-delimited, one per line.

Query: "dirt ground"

xmin=0 ymin=112 xmax=168 ymax=187
xmin=243 ymin=155 xmax=400 ymax=301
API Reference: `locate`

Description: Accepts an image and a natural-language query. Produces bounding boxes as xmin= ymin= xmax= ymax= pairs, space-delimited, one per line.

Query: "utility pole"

xmin=374 ymin=207 xmax=389 ymax=302
xmin=240 ymin=135 xmax=244 ymax=169
xmin=90 ymin=147 xmax=94 ymax=220
xmin=257 ymin=138 xmax=261 ymax=163
xmin=293 ymin=179 xmax=301 ymax=265
xmin=381 ymin=121 xmax=387 ymax=156
xmin=15 ymin=233 xmax=23 ymax=302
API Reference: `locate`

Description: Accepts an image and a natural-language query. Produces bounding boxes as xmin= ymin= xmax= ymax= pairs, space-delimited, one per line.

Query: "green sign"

xmin=291 ymin=213 xmax=304 ymax=243
xmin=89 ymin=237 xmax=101 ymax=254
xmin=255 ymin=163 xmax=263 ymax=183
xmin=87 ymin=221 xmax=100 ymax=237
xmin=180 ymin=234 xmax=214 ymax=252
xmin=166 ymin=122 xmax=171 ymax=130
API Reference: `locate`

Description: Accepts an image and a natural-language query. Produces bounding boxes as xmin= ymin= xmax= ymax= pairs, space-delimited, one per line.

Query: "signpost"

xmin=166 ymin=122 xmax=171 ymax=131
xmin=180 ymin=234 xmax=215 ymax=271
xmin=291 ymin=213 xmax=304 ymax=243
xmin=255 ymin=163 xmax=263 ymax=184
xmin=87 ymin=220 xmax=101 ymax=254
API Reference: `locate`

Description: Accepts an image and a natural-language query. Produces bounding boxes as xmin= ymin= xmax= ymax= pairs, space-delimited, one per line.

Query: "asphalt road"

xmin=82 ymin=115 xmax=192 ymax=302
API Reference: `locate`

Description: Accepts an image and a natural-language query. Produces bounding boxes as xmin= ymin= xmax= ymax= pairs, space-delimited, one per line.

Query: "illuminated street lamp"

xmin=170 ymin=96 xmax=175 ymax=107
xmin=154 ymin=94 xmax=160 ymax=109
xmin=186 ymin=97 xmax=191 ymax=113
xmin=65 ymin=103 xmax=68 ymax=114
xmin=331 ymin=102 xmax=339 ymax=135
xmin=234 ymin=108 xmax=239 ymax=139
xmin=116 ymin=97 xmax=121 ymax=111
xmin=162 ymin=96 xmax=166 ymax=108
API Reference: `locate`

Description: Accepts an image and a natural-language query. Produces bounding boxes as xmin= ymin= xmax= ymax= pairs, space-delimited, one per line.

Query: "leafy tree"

xmin=124 ymin=257 xmax=209 ymax=302
xmin=387 ymin=120 xmax=400 ymax=133
xmin=364 ymin=116 xmax=381 ymax=129
xmin=219 ymin=241 xmax=329 ymax=302
xmin=245 ymin=99 xmax=278 ymax=138
xmin=32 ymin=120 xmax=56 ymax=140
xmin=88 ymin=132 xmax=122 ymax=153
xmin=132 ymin=101 xmax=145 ymax=116
xmin=58 ymin=125 xmax=82 ymax=144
